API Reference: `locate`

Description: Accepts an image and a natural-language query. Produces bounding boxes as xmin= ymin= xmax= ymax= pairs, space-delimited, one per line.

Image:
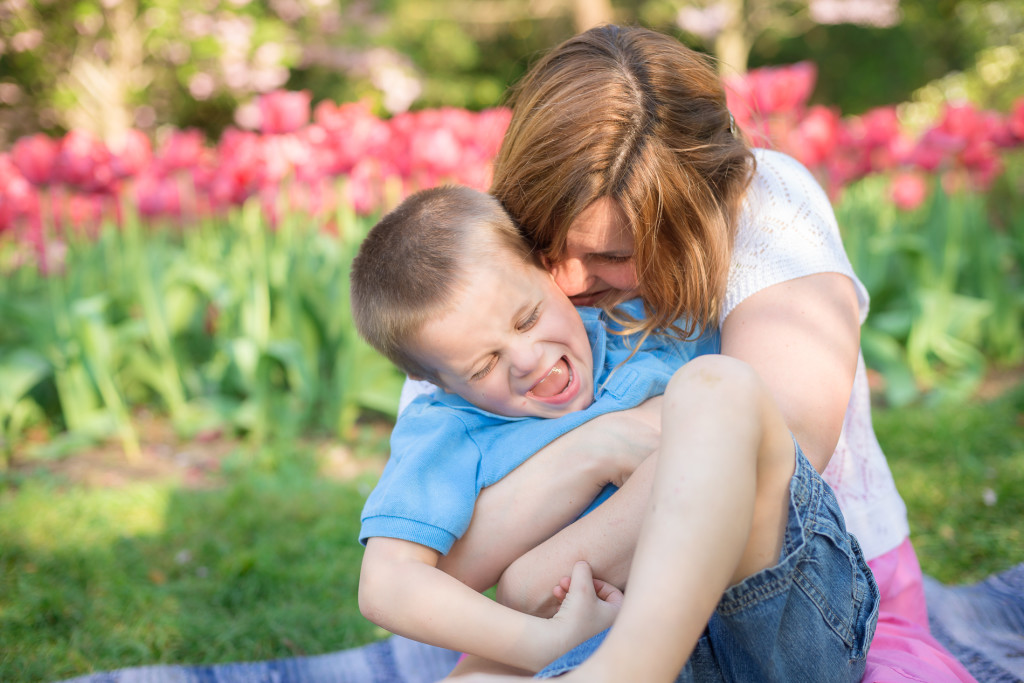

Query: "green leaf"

xmin=0 ymin=348 xmax=51 ymax=410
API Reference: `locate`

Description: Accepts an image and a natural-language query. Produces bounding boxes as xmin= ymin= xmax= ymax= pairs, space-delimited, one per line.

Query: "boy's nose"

xmin=507 ymin=339 xmax=543 ymax=377
xmin=549 ymin=257 xmax=591 ymax=297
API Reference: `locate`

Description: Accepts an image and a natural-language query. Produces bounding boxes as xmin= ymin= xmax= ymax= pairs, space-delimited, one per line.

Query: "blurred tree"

xmin=762 ymin=0 xmax=1020 ymax=113
xmin=0 ymin=0 xmax=306 ymax=144
xmin=670 ymin=0 xmax=901 ymax=75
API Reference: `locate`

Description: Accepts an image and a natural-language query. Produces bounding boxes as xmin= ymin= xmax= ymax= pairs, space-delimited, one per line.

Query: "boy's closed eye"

xmin=469 ymin=305 xmax=543 ymax=382
xmin=517 ymin=305 xmax=541 ymax=331
xmin=471 ymin=356 xmax=498 ymax=381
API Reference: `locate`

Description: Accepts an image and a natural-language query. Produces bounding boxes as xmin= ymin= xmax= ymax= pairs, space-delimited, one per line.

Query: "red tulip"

xmin=730 ymin=62 xmax=817 ymax=118
xmin=109 ymin=129 xmax=153 ymax=179
xmin=890 ymin=172 xmax=928 ymax=211
xmin=57 ymin=130 xmax=114 ymax=192
xmin=0 ymin=153 xmax=39 ymax=232
xmin=258 ymin=90 xmax=312 ymax=135
xmin=11 ymin=134 xmax=60 ymax=186
xmin=135 ymin=171 xmax=182 ymax=217
xmin=788 ymin=105 xmax=842 ymax=167
xmin=409 ymin=125 xmax=461 ymax=177
xmin=158 ymin=129 xmax=206 ymax=172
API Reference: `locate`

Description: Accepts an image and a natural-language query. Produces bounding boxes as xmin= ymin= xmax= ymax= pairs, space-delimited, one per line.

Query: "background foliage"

xmin=2 ymin=0 xmax=1021 ymax=145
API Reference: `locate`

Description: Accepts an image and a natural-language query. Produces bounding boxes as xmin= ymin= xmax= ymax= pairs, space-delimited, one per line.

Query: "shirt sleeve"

xmin=723 ymin=149 xmax=870 ymax=325
xmin=359 ymin=404 xmax=482 ymax=555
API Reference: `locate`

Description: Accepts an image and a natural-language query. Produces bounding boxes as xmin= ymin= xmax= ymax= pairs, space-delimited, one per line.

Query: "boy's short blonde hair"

xmin=350 ymin=185 xmax=538 ymax=383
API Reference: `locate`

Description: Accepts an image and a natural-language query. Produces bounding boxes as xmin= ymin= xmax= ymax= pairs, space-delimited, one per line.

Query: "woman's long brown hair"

xmin=491 ymin=25 xmax=754 ymax=339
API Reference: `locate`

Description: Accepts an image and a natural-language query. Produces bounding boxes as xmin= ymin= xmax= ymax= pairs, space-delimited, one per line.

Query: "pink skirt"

xmin=863 ymin=537 xmax=976 ymax=682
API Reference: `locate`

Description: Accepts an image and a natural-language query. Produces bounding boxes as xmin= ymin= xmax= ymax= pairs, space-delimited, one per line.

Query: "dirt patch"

xmin=13 ymin=410 xmax=389 ymax=490
xmin=12 ymin=365 xmax=1021 ymax=490
xmin=975 ymin=364 xmax=1024 ymax=401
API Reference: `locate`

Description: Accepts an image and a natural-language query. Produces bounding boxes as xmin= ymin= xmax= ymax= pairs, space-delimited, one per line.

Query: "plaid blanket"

xmin=63 ymin=564 xmax=1024 ymax=683
xmin=925 ymin=563 xmax=1024 ymax=683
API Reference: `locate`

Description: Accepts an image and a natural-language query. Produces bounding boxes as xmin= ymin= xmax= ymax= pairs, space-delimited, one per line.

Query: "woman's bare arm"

xmin=437 ymin=398 xmax=662 ymax=591
xmin=720 ymin=272 xmax=861 ymax=472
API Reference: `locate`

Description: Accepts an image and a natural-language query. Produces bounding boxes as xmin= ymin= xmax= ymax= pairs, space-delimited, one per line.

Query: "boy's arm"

xmin=438 ymin=398 xmax=663 ymax=591
xmin=495 ymin=453 xmax=656 ymax=617
xmin=359 ymin=536 xmax=620 ymax=672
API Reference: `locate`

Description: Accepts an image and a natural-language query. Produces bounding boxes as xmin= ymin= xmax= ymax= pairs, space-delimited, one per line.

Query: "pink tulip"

xmin=314 ymin=100 xmax=391 ymax=175
xmin=158 ymin=129 xmax=206 ymax=172
xmin=135 ymin=171 xmax=183 ymax=217
xmin=788 ymin=105 xmax=842 ymax=167
xmin=12 ymin=134 xmax=61 ymax=186
xmin=56 ymin=130 xmax=115 ymax=192
xmin=65 ymin=192 xmax=106 ymax=234
xmin=109 ymin=129 xmax=153 ymax=179
xmin=409 ymin=126 xmax=461 ymax=177
xmin=209 ymin=129 xmax=262 ymax=206
xmin=890 ymin=172 xmax=928 ymax=211
xmin=258 ymin=90 xmax=312 ymax=135
xmin=294 ymin=124 xmax=335 ymax=183
xmin=0 ymin=153 xmax=39 ymax=232
xmin=730 ymin=62 xmax=817 ymax=117
xmin=472 ymin=107 xmax=512 ymax=158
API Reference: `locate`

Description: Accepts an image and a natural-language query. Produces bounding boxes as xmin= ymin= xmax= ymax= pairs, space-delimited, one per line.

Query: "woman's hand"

xmin=438 ymin=398 xmax=662 ymax=591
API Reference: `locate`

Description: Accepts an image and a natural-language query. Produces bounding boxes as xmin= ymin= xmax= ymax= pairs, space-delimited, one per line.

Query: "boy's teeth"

xmin=530 ymin=358 xmax=571 ymax=398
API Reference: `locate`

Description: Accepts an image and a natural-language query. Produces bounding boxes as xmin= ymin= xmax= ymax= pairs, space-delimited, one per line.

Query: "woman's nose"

xmin=549 ymin=257 xmax=591 ymax=297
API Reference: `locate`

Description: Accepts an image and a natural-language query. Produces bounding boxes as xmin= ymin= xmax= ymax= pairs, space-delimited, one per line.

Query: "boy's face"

xmin=410 ymin=251 xmax=595 ymax=418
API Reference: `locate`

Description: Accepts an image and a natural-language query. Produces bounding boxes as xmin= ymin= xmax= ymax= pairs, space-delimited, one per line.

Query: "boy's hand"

xmin=551 ymin=570 xmax=621 ymax=605
xmin=538 ymin=561 xmax=623 ymax=664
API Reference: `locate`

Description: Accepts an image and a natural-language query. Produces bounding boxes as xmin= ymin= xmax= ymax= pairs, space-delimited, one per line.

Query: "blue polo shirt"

xmin=359 ymin=299 xmax=720 ymax=554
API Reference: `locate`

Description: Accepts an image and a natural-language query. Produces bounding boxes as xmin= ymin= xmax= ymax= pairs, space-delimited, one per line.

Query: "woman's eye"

xmin=600 ymin=254 xmax=632 ymax=264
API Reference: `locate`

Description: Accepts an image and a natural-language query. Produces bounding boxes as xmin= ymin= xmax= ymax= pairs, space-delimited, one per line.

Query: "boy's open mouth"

xmin=527 ymin=356 xmax=574 ymax=400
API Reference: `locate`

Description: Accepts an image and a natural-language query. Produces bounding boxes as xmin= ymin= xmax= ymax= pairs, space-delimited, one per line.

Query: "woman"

xmin=421 ymin=25 xmax=973 ymax=682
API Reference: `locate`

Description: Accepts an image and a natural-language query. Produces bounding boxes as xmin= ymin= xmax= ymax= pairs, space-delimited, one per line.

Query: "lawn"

xmin=1 ymin=383 xmax=1022 ymax=683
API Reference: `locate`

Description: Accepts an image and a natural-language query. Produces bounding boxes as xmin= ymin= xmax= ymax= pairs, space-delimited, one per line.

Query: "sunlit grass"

xmin=0 ymin=445 xmax=382 ymax=683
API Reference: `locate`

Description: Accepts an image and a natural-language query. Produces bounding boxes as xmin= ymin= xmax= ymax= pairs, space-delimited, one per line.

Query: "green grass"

xmin=0 ymin=446 xmax=387 ymax=682
xmin=1 ymin=386 xmax=1022 ymax=682
xmin=875 ymin=382 xmax=1024 ymax=584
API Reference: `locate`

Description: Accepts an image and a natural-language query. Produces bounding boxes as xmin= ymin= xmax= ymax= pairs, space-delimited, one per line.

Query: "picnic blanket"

xmin=63 ymin=563 xmax=1024 ymax=683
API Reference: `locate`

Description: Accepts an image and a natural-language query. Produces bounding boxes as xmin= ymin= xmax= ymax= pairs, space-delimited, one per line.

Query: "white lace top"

xmin=728 ymin=149 xmax=908 ymax=560
xmin=399 ymin=148 xmax=910 ymax=561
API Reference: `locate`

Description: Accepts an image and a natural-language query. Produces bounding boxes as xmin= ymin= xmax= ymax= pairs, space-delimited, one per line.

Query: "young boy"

xmin=350 ymin=186 xmax=877 ymax=681
xmin=350 ymin=185 xmax=719 ymax=672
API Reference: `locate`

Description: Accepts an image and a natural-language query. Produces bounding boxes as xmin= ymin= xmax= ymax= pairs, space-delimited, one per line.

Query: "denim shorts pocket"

xmin=791 ymin=493 xmax=879 ymax=670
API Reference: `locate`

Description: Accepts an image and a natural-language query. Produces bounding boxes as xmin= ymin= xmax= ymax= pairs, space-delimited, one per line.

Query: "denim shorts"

xmin=537 ymin=439 xmax=880 ymax=682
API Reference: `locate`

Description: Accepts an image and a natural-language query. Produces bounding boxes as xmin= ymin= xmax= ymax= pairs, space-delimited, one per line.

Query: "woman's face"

xmin=546 ymin=197 xmax=640 ymax=306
